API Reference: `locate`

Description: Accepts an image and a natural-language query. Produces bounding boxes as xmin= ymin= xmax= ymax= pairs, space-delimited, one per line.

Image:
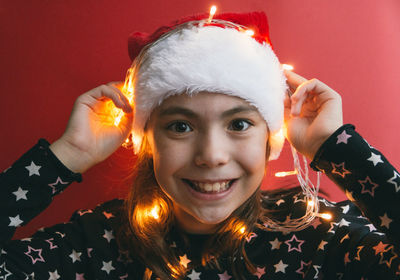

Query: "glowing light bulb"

xmin=245 ymin=29 xmax=255 ymax=36
xmin=307 ymin=200 xmax=315 ymax=207
xmin=282 ymin=64 xmax=294 ymax=71
xmin=275 ymin=170 xmax=298 ymax=177
xmin=150 ymin=205 xmax=160 ymax=220
xmin=318 ymin=213 xmax=332 ymax=220
xmin=208 ymin=5 xmax=217 ymax=23
xmin=239 ymin=226 xmax=246 ymax=234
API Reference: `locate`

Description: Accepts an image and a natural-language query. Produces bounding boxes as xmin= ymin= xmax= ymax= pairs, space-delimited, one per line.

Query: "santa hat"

xmin=128 ymin=11 xmax=287 ymax=160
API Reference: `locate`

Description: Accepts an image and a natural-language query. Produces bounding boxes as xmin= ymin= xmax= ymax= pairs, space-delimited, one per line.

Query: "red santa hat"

xmin=128 ymin=11 xmax=287 ymax=160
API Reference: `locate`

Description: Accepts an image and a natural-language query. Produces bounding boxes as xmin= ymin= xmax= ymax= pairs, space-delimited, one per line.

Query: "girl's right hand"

xmin=49 ymin=84 xmax=133 ymax=173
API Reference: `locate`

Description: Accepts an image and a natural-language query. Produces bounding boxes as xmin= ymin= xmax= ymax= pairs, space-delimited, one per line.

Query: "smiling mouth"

xmin=182 ymin=179 xmax=236 ymax=194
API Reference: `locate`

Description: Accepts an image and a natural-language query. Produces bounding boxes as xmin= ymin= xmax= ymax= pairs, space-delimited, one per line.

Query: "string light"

xmin=282 ymin=64 xmax=294 ymax=71
xmin=317 ymin=212 xmax=332 ymax=220
xmin=208 ymin=5 xmax=217 ymax=23
xmin=275 ymin=170 xmax=297 ymax=177
xmin=244 ymin=29 xmax=255 ymax=36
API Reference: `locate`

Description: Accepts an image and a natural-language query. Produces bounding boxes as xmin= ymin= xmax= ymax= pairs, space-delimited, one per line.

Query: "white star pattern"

xmin=328 ymin=222 xmax=339 ymax=234
xmin=341 ymin=205 xmax=350 ymax=214
xmin=101 ymin=261 xmax=115 ymax=274
xmin=269 ymin=238 xmax=282 ymax=250
xmin=23 ymin=272 xmax=35 ymax=280
xmin=336 ymin=130 xmax=352 ymax=144
xmin=12 ymin=187 xmax=28 ymax=201
xmin=25 ymin=161 xmax=41 ymax=176
xmin=380 ymin=213 xmax=392 ymax=229
xmin=276 ymin=199 xmax=285 ymax=206
xmin=69 ymin=250 xmax=82 ymax=263
xmin=187 ymin=270 xmax=201 ymax=280
xmin=338 ymin=218 xmax=350 ymax=227
xmin=313 ymin=265 xmax=321 ymax=279
xmin=8 ymin=215 xmax=23 ymax=227
xmin=387 ymin=171 xmax=400 ymax=192
xmin=103 ymin=230 xmax=114 ymax=243
xmin=367 ymin=152 xmax=383 ymax=166
xmin=365 ymin=223 xmax=377 ymax=232
xmin=0 ymin=262 xmax=12 ymax=279
xmin=274 ymin=260 xmax=288 ymax=273
xmin=48 ymin=270 xmax=60 ymax=280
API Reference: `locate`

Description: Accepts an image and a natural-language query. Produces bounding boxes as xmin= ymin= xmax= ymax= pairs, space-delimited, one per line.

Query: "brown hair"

xmin=117 ymin=134 xmax=271 ymax=280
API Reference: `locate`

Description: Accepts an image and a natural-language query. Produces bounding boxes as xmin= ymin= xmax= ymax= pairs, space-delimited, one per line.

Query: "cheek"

xmin=238 ymin=135 xmax=268 ymax=175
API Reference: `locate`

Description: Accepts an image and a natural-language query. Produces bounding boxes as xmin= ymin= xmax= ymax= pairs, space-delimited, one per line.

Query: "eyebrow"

xmin=158 ymin=105 xmax=258 ymax=118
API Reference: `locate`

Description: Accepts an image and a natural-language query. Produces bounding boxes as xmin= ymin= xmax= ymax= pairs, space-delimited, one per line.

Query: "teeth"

xmin=192 ymin=181 xmax=231 ymax=193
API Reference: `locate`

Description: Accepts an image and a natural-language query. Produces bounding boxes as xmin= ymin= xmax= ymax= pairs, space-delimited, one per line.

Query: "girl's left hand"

xmin=284 ymin=70 xmax=343 ymax=160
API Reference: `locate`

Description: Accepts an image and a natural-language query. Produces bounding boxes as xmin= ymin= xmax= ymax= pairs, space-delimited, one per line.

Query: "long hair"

xmin=117 ymin=134 xmax=272 ymax=279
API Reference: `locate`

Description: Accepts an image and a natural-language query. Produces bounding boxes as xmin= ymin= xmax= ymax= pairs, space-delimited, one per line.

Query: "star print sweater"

xmin=0 ymin=124 xmax=399 ymax=280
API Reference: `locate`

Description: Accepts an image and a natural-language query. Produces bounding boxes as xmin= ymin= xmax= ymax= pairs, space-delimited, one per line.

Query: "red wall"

xmin=1 ymin=0 xmax=399 ymax=238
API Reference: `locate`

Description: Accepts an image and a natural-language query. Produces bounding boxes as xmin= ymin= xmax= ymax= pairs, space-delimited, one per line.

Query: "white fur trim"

xmin=132 ymin=26 xmax=287 ymax=160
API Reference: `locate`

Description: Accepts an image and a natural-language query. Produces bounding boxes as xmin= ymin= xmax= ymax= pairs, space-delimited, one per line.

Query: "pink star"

xmin=336 ymin=130 xmax=352 ymax=144
xmin=24 ymin=246 xmax=45 ymax=264
xmin=310 ymin=218 xmax=322 ymax=229
xmin=284 ymin=234 xmax=304 ymax=253
xmin=295 ymin=261 xmax=311 ymax=277
xmin=45 ymin=238 xmax=58 ymax=249
xmin=245 ymin=232 xmax=257 ymax=243
xmin=359 ymin=176 xmax=379 ymax=197
xmin=75 ymin=273 xmax=85 ymax=280
xmin=218 ymin=271 xmax=232 ymax=280
xmin=48 ymin=177 xmax=69 ymax=194
xmin=253 ymin=266 xmax=265 ymax=279
xmin=87 ymin=248 xmax=93 ymax=258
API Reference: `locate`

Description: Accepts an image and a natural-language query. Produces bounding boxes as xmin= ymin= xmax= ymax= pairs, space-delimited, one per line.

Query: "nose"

xmin=194 ymin=129 xmax=230 ymax=168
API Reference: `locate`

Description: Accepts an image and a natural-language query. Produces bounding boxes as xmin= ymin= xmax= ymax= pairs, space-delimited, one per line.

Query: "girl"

xmin=1 ymin=11 xmax=399 ymax=280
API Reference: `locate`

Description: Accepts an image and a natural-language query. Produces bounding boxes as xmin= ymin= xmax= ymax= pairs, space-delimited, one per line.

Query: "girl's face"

xmin=146 ymin=92 xmax=268 ymax=234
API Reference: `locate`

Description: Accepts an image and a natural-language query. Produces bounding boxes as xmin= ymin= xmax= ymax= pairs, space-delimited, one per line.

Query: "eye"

xmin=229 ymin=119 xmax=253 ymax=131
xmin=167 ymin=121 xmax=193 ymax=133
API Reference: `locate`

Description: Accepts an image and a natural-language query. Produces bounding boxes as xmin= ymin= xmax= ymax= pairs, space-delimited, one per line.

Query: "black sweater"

xmin=0 ymin=125 xmax=399 ymax=279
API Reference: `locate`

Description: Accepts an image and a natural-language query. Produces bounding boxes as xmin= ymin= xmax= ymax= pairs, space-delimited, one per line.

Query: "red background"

xmin=1 ymin=0 xmax=399 ymax=239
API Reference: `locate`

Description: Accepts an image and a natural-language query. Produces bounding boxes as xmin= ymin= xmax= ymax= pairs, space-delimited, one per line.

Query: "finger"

xmin=290 ymin=78 xmax=337 ymax=116
xmin=290 ymin=79 xmax=319 ymax=116
xmin=284 ymin=69 xmax=308 ymax=91
xmin=91 ymin=85 xmax=132 ymax=114
xmin=107 ymin=85 xmax=133 ymax=114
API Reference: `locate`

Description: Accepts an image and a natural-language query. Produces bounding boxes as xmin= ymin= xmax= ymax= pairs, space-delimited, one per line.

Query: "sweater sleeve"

xmin=310 ymin=124 xmax=400 ymax=278
xmin=0 ymin=139 xmax=84 ymax=278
